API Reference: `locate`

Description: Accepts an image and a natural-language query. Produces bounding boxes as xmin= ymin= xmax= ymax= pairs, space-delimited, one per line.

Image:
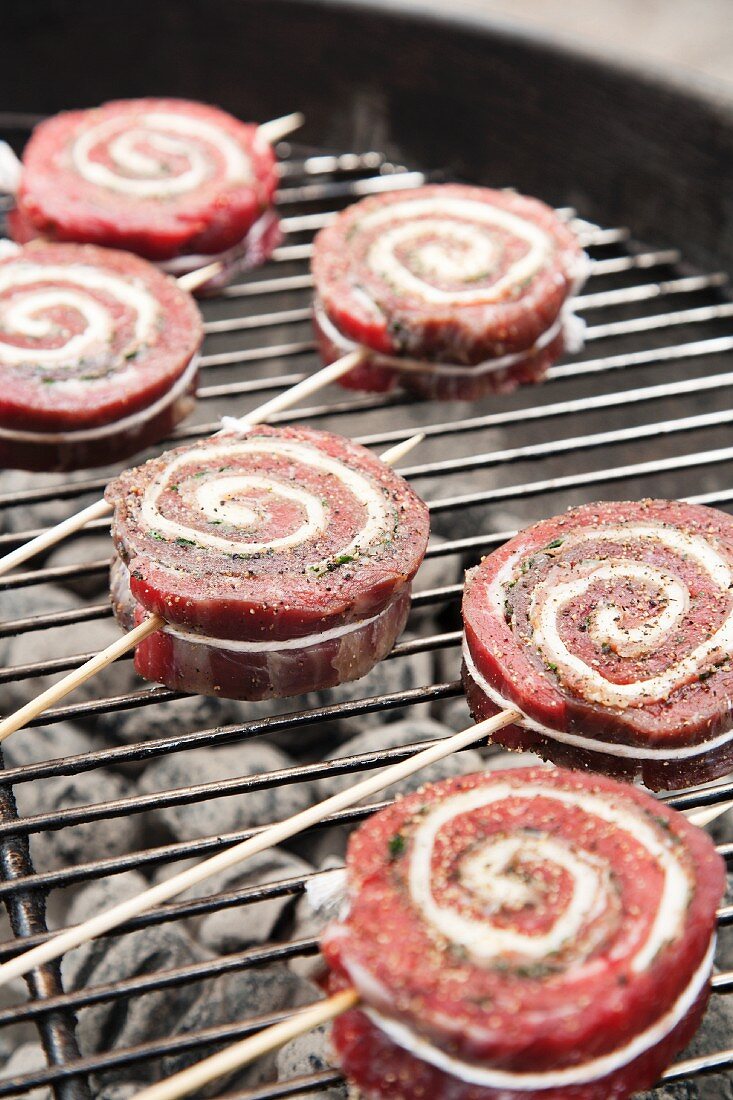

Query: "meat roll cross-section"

xmin=312 ymin=184 xmax=588 ymax=400
xmin=10 ymin=98 xmax=282 ymax=293
xmin=462 ymin=499 xmax=733 ymax=790
xmin=0 ymin=241 xmax=202 ymax=471
xmin=323 ymin=767 xmax=725 ymax=1100
xmin=106 ymin=424 xmax=429 ymax=700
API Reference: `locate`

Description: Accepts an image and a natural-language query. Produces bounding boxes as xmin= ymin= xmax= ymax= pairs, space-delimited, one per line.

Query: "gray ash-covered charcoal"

xmin=62 ymin=871 xmax=207 ymax=1070
xmin=2 ymin=720 xmax=100 ymax=769
xmin=0 ymin=1043 xmax=49 ymax=1100
xmin=639 ymin=1086 xmax=705 ymax=1099
xmin=1 ymin=468 xmax=117 ymax=535
xmin=139 ymin=741 xmax=314 ymax=843
xmin=95 ymin=692 xmax=250 ymax=747
xmin=313 ymin=717 xmax=483 ymax=805
xmin=290 ymin=859 xmax=344 ymax=980
xmin=156 ymin=847 xmax=313 ymax=954
xmin=13 ymin=764 xmax=145 ymax=874
xmin=159 ymin=970 xmax=320 ymax=1097
xmin=718 ymin=874 xmax=733 ymax=971
xmin=97 ymin=1087 xmax=145 ymax=1100
xmin=410 ymin=537 xmax=462 ymax=602
xmin=3 ymin=583 xmax=138 ymax=710
xmin=289 ymin=822 xmax=351 ymax=870
xmin=277 ymin=1021 xmax=347 ymax=1100
xmin=45 ymin=534 xmax=114 ymax=597
xmin=304 ymin=638 xmax=434 ymax=735
xmin=440 ymin=695 xmax=473 ymax=732
xmin=426 ymin=491 xmax=527 ymax=549
xmin=636 ymin=995 xmax=733 ymax=1099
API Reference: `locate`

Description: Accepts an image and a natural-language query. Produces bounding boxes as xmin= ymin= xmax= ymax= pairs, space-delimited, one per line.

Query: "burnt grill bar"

xmin=1 ymin=76 xmax=733 ymax=1097
xmin=0 ymin=759 xmax=90 ymax=1100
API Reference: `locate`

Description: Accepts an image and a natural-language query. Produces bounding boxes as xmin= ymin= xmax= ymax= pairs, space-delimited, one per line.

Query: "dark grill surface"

xmin=1 ymin=125 xmax=733 ymax=1098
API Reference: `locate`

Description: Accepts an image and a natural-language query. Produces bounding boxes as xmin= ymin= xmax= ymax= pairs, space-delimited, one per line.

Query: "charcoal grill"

xmin=1 ymin=1 xmax=733 ymax=1095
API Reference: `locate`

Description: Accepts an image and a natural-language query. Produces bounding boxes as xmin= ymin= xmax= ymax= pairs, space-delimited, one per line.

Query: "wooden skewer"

xmin=0 ymin=709 xmax=519 ymax=989
xmin=0 ymin=631 xmax=725 ymax=997
xmin=133 ymin=989 xmax=358 ymax=1100
xmin=174 ymin=259 xmax=225 ymax=293
xmin=0 ymin=349 xmax=364 ymax=580
xmin=257 ymin=111 xmax=305 ymax=146
xmin=687 ymin=797 xmax=733 ymax=828
xmin=217 ymin=349 xmax=364 ymax=436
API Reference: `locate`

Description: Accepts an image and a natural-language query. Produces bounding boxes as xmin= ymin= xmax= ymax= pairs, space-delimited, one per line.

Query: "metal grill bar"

xmin=4 ymin=365 xmax=733 ymax=548
xmin=1 ymin=133 xmax=733 ymax=1099
xmin=11 ymin=417 xmax=733 ymax=622
xmin=5 ymin=364 xmax=733 ymax=512
xmin=1 ymin=965 xmax=732 ymax=1099
xmin=0 ymin=938 xmax=321 ymax=1028
xmin=0 ymin=679 xmax=463 ymax=788
xmin=0 ymin=1006 xmax=333 ymax=1097
xmin=0 ymin=767 xmax=90 ymax=1100
xmin=0 ymin=798 xmax=399 ymax=899
xmin=2 ymin=898 xmax=730 ymax=1030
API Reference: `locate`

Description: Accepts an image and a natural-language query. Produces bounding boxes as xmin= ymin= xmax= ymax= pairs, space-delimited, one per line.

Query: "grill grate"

xmin=0 ymin=128 xmax=732 ymax=1097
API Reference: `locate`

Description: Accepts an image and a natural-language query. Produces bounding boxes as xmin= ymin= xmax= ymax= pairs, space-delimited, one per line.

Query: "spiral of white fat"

xmin=0 ymin=261 xmax=159 ymax=369
xmin=408 ymin=781 xmax=690 ymax=973
xmin=492 ymin=524 xmax=733 ymax=710
xmin=315 ymin=295 xmax=581 ymax=377
xmin=70 ymin=111 xmax=253 ymax=197
xmin=362 ymin=938 xmax=715 ymax=1090
xmin=356 ymin=197 xmax=553 ymax=305
xmin=138 ymin=438 xmax=394 ymax=570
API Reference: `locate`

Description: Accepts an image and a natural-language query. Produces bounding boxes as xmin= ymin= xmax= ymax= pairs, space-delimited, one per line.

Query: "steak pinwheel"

xmin=0 ymin=241 xmax=202 ymax=471
xmin=463 ymin=499 xmax=733 ymax=790
xmin=312 ymin=184 xmax=588 ymax=400
xmin=323 ymin=766 xmax=725 ymax=1100
xmin=106 ymin=424 xmax=429 ymax=700
xmin=10 ymin=98 xmax=281 ymax=293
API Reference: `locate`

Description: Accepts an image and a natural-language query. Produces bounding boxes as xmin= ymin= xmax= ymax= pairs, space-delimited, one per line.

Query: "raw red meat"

xmin=330 ymin=987 xmax=709 ymax=1100
xmin=10 ymin=205 xmax=283 ymax=298
xmin=462 ymin=499 xmax=733 ymax=790
xmin=0 ymin=241 xmax=201 ymax=471
xmin=311 ymin=183 xmax=587 ymax=395
xmin=314 ymin=296 xmax=568 ymax=400
xmin=12 ymin=98 xmax=279 ymax=262
xmin=105 ymin=424 xmax=429 ymax=641
xmin=155 ymin=209 xmax=282 ymax=296
xmin=0 ymin=376 xmax=197 ymax=474
xmin=111 ymin=555 xmax=411 ymax=700
xmin=324 ymin=767 xmax=724 ymax=1099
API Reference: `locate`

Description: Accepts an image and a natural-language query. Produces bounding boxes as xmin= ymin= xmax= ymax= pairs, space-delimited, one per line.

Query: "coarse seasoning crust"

xmin=106 ymin=422 xmax=429 ymax=641
xmin=463 ymin=499 xmax=733 ymax=790
xmin=13 ymin=98 xmax=279 ymax=261
xmin=324 ymin=767 xmax=724 ymax=1098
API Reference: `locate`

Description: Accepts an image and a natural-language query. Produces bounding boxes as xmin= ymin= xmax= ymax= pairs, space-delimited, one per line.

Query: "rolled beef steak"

xmin=324 ymin=767 xmax=725 ymax=1100
xmin=462 ymin=499 xmax=733 ymax=790
xmin=106 ymin=424 xmax=429 ymax=700
xmin=10 ymin=98 xmax=281 ymax=292
xmin=0 ymin=241 xmax=202 ymax=471
xmin=312 ymin=184 xmax=588 ymax=399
